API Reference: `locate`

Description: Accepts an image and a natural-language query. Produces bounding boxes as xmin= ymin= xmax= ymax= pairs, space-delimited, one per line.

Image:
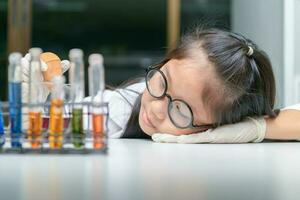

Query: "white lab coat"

xmin=83 ymin=82 xmax=146 ymax=138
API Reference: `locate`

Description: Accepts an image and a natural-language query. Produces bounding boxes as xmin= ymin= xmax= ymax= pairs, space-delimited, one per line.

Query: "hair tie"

xmin=246 ymin=46 xmax=254 ymax=56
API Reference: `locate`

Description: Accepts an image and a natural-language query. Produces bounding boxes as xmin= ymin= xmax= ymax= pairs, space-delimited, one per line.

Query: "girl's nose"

xmin=150 ymin=97 xmax=168 ymax=121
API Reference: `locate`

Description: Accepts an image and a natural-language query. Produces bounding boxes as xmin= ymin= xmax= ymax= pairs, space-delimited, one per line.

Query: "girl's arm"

xmin=152 ymin=105 xmax=300 ymax=144
xmin=265 ymin=109 xmax=300 ymax=140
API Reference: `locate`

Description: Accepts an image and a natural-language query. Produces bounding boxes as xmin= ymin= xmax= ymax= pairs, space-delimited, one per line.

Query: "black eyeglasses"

xmin=145 ymin=65 xmax=214 ymax=130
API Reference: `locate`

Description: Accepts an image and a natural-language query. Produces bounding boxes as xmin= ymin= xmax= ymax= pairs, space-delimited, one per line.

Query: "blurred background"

xmin=0 ymin=0 xmax=299 ymax=107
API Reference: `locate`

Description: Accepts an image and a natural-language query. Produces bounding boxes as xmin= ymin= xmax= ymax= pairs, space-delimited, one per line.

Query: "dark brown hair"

xmin=122 ymin=27 xmax=278 ymax=137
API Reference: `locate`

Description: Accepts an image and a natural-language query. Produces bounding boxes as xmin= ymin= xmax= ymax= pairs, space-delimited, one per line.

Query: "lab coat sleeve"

xmin=83 ymin=90 xmax=124 ymax=139
xmin=83 ymin=82 xmax=146 ymax=138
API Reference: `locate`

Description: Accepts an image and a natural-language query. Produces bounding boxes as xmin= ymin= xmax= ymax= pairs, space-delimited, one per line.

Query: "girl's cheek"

xmin=141 ymin=91 xmax=196 ymax=136
xmin=156 ymin=123 xmax=195 ymax=135
xmin=171 ymin=129 xmax=196 ymax=136
xmin=141 ymin=90 xmax=151 ymax=105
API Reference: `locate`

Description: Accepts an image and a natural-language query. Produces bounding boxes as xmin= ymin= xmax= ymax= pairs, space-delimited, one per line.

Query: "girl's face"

xmin=139 ymin=53 xmax=220 ymax=136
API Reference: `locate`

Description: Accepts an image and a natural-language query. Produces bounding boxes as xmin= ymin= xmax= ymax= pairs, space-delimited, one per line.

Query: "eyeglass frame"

xmin=145 ymin=65 xmax=215 ymax=130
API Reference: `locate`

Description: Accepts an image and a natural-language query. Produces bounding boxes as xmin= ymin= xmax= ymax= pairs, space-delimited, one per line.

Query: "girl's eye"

xmin=175 ymin=104 xmax=189 ymax=119
xmin=175 ymin=104 xmax=181 ymax=111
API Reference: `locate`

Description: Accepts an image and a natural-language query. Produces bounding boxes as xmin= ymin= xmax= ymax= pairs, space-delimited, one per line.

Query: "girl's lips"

xmin=142 ymin=108 xmax=155 ymax=128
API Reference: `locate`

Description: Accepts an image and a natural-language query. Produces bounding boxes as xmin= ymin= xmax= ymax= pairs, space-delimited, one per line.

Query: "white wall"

xmin=293 ymin=0 xmax=300 ymax=104
xmin=232 ymin=0 xmax=284 ymax=107
xmin=283 ymin=0 xmax=300 ymax=106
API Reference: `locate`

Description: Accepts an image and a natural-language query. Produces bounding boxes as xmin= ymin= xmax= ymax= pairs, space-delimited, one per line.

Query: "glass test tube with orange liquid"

xmin=49 ymin=76 xmax=65 ymax=149
xmin=28 ymin=48 xmax=43 ymax=148
xmin=88 ymin=54 xmax=105 ymax=149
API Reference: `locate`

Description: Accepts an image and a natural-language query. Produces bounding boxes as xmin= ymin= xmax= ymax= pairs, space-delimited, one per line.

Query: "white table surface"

xmin=0 ymin=139 xmax=300 ymax=200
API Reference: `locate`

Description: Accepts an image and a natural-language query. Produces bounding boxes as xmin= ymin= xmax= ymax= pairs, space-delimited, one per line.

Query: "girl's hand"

xmin=152 ymin=117 xmax=266 ymax=143
xmin=21 ymin=53 xmax=70 ymax=103
xmin=21 ymin=53 xmax=70 ymax=129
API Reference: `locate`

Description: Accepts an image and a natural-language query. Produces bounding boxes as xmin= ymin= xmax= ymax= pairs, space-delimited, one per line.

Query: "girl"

xmin=22 ymin=27 xmax=300 ymax=143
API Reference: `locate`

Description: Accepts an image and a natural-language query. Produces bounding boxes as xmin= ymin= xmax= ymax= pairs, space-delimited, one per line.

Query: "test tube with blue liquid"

xmin=88 ymin=54 xmax=105 ymax=149
xmin=8 ymin=52 xmax=22 ymax=148
xmin=0 ymin=102 xmax=5 ymax=147
xmin=69 ymin=49 xmax=85 ymax=148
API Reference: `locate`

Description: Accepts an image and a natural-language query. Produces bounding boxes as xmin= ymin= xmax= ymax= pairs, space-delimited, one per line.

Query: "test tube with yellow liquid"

xmin=28 ymin=48 xmax=43 ymax=148
xmin=49 ymin=76 xmax=65 ymax=149
xmin=28 ymin=112 xmax=42 ymax=148
xmin=88 ymin=54 xmax=105 ymax=149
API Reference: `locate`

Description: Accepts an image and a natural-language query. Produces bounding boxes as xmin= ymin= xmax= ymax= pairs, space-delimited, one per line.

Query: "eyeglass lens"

xmin=146 ymin=69 xmax=193 ymax=128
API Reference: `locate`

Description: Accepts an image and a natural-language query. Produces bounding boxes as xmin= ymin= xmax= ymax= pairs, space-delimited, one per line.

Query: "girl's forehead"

xmin=166 ymin=58 xmax=216 ymax=81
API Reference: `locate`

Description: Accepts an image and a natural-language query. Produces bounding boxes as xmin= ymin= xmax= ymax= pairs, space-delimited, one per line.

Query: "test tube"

xmin=49 ymin=76 xmax=65 ymax=149
xmin=28 ymin=48 xmax=43 ymax=148
xmin=8 ymin=52 xmax=22 ymax=148
xmin=0 ymin=102 xmax=5 ymax=147
xmin=69 ymin=49 xmax=85 ymax=148
xmin=88 ymin=54 xmax=105 ymax=149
